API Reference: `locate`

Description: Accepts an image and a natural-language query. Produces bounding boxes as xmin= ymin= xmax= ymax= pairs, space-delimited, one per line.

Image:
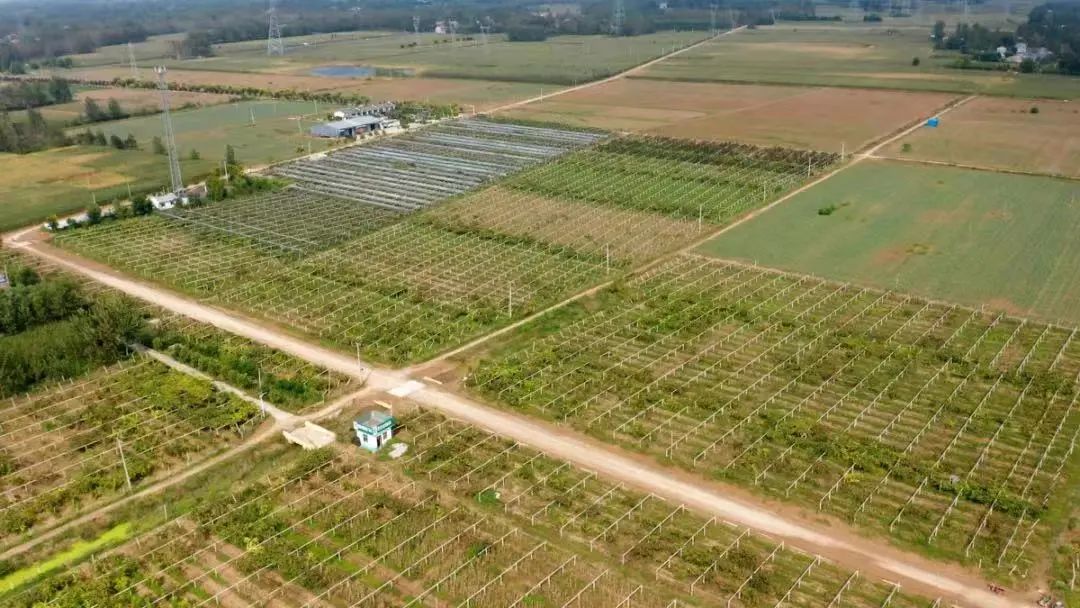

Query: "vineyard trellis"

xmin=18 ymin=411 xmax=941 ymax=608
xmin=55 ymin=127 xmax=833 ymax=364
xmin=469 ymin=253 xmax=1080 ymax=579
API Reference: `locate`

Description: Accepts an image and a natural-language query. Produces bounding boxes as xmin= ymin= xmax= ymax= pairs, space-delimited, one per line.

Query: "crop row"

xmin=56 ymin=214 xmax=612 ymax=364
xmin=18 ymin=411 xmax=940 ymax=608
xmin=469 ymin=254 xmax=1080 ymax=580
xmin=0 ymin=358 xmax=259 ymax=540
xmin=272 ymin=118 xmax=603 ymax=212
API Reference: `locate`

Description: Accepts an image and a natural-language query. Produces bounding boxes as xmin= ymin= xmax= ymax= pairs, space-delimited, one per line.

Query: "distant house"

xmin=353 ymin=407 xmax=395 ymax=451
xmin=310 ymin=115 xmax=384 ymax=138
xmin=149 ymin=192 xmax=182 ymax=210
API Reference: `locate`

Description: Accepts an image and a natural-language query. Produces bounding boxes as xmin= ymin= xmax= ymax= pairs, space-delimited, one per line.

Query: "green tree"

xmin=83 ymin=98 xmax=105 ymax=122
xmin=151 ymin=136 xmax=166 ymax=155
xmin=225 ymin=144 xmax=237 ymax=167
xmin=86 ymin=203 xmax=102 ymax=225
xmin=93 ymin=130 xmax=107 ymax=146
xmin=123 ymin=133 xmax=138 ymax=149
xmin=107 ymin=98 xmax=125 ymax=120
xmin=189 ymin=149 xmax=201 ymax=160
xmin=109 ymin=134 xmax=125 ymax=149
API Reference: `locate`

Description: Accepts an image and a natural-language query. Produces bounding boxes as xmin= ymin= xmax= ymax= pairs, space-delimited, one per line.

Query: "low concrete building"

xmin=284 ymin=422 xmax=337 ymax=450
xmin=310 ymin=115 xmax=383 ymax=138
xmin=353 ymin=407 xmax=395 ymax=451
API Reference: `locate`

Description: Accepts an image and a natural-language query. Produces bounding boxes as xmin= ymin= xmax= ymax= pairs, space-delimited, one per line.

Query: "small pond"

xmin=310 ymin=65 xmax=414 ymax=78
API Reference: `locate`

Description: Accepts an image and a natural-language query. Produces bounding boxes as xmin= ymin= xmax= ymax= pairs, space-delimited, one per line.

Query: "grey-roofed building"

xmin=310 ymin=115 xmax=383 ymax=138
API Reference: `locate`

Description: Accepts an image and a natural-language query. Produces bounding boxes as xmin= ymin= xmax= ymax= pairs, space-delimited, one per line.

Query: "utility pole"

xmin=117 ymin=438 xmax=133 ymax=493
xmin=154 ymin=67 xmax=183 ymax=195
xmin=267 ymin=0 xmax=285 ymax=56
xmin=127 ymin=42 xmax=140 ymax=80
xmin=478 ymin=19 xmax=491 ymax=52
xmin=710 ymin=4 xmax=718 ymax=34
xmin=413 ymin=15 xmax=421 ymax=35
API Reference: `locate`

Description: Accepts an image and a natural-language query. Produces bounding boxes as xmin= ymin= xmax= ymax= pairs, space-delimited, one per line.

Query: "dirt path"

xmin=486 ymin=26 xmax=746 ymax=114
xmin=7 ymin=230 xmax=1026 ymax=607
xmin=424 ymin=94 xmax=977 ymax=366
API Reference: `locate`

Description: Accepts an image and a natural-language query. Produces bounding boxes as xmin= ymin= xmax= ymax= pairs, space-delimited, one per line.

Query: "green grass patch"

xmin=700 ymin=160 xmax=1080 ymax=325
xmin=0 ymin=522 xmax=132 ymax=593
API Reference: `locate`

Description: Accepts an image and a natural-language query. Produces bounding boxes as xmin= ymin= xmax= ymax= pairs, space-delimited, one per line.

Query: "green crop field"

xmin=5 ymin=409 xmax=938 ymax=608
xmin=142 ymin=30 xmax=709 ymax=85
xmin=53 ymin=134 xmax=833 ymax=364
xmin=75 ymin=99 xmax=326 ymax=167
xmin=700 ymin=160 xmax=1080 ymax=325
xmin=467 ymin=253 xmax=1080 ymax=583
xmin=641 ymin=24 xmax=1080 ymax=99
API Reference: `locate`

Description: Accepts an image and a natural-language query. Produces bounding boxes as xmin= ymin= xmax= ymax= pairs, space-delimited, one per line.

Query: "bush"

xmin=817 ymin=203 xmax=839 ymax=216
xmin=1030 ymin=106 xmax=1040 ymax=114
xmin=911 ymin=56 xmax=921 ymax=66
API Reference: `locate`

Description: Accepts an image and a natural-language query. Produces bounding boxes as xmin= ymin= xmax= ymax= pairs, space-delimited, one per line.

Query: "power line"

xmin=154 ymin=66 xmax=184 ymax=195
xmin=267 ymin=0 xmax=285 ymax=56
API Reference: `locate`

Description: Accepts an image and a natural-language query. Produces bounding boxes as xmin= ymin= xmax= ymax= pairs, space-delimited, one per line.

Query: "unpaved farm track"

xmin=6 ymin=216 xmax=1023 ymax=607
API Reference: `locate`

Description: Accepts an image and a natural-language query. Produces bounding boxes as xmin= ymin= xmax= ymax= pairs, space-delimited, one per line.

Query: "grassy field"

xmin=6 ymin=409 xmax=937 ymax=608
xmin=700 ymin=160 xmax=1080 ymax=324
xmin=467 ymin=253 xmax=1080 ymax=583
xmin=883 ymin=96 xmax=1080 ymax=178
xmin=75 ymin=99 xmax=332 ymax=169
xmin=138 ymin=30 xmax=710 ymax=85
xmin=0 ymin=146 xmax=213 ymax=231
xmin=642 ymin=24 xmax=1080 ymax=99
xmin=502 ymin=78 xmax=955 ymax=152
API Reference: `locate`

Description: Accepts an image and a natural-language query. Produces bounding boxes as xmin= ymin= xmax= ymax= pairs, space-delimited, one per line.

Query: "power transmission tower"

xmin=413 ymin=14 xmax=420 ymax=35
xmin=267 ymin=0 xmax=285 ymax=56
xmin=127 ymin=42 xmax=140 ymax=80
xmin=710 ymin=3 xmax=718 ymax=33
xmin=612 ymin=0 xmax=625 ymax=35
xmin=728 ymin=7 xmax=735 ymax=29
xmin=478 ymin=20 xmax=491 ymax=51
xmin=154 ymin=67 xmax=184 ymax=195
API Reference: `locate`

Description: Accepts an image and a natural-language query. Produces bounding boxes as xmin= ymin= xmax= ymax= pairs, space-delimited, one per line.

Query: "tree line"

xmin=1018 ymin=2 xmax=1080 ymax=74
xmin=0 ymin=78 xmax=72 ymax=112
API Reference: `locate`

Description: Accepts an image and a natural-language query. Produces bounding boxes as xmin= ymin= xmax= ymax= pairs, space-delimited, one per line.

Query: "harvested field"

xmin=11 ymin=410 xmax=938 ymax=608
xmin=54 ymin=125 xmax=834 ymax=364
xmin=641 ymin=24 xmax=1080 ymax=99
xmin=701 ymin=160 xmax=1080 ymax=325
xmin=19 ymin=87 xmax=231 ymax=124
xmin=468 ymin=253 xmax=1080 ymax=582
xmin=504 ymin=79 xmax=956 ymax=153
xmin=883 ymin=96 xmax=1080 ymax=178
xmin=63 ymin=66 xmax=557 ymax=111
xmin=0 ymin=358 xmax=259 ymax=540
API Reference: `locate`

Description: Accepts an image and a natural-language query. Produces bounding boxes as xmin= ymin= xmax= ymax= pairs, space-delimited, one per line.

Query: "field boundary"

xmin=423 ymin=94 xmax=974 ymax=365
xmin=867 ymin=152 xmax=1080 ymax=182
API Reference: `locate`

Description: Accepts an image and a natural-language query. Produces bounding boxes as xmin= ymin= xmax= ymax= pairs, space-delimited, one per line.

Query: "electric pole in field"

xmin=267 ymin=0 xmax=285 ymax=56
xmin=155 ymin=67 xmax=184 ymax=195
xmin=413 ymin=14 xmax=421 ymax=35
xmin=612 ymin=0 xmax=625 ymax=36
xmin=127 ymin=42 xmax=140 ymax=80
xmin=710 ymin=3 xmax=718 ymax=34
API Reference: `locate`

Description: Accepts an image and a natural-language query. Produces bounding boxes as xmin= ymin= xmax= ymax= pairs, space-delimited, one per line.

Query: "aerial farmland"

xmin=1 ymin=0 xmax=1079 ymax=607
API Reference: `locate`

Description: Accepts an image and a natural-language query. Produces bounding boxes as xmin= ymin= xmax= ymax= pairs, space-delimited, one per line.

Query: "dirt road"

xmin=7 ymin=230 xmax=1025 ymax=608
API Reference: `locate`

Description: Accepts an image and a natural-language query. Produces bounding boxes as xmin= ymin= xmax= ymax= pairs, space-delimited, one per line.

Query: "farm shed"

xmin=310 ymin=115 xmax=383 ymax=138
xmin=353 ymin=407 xmax=395 ymax=451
